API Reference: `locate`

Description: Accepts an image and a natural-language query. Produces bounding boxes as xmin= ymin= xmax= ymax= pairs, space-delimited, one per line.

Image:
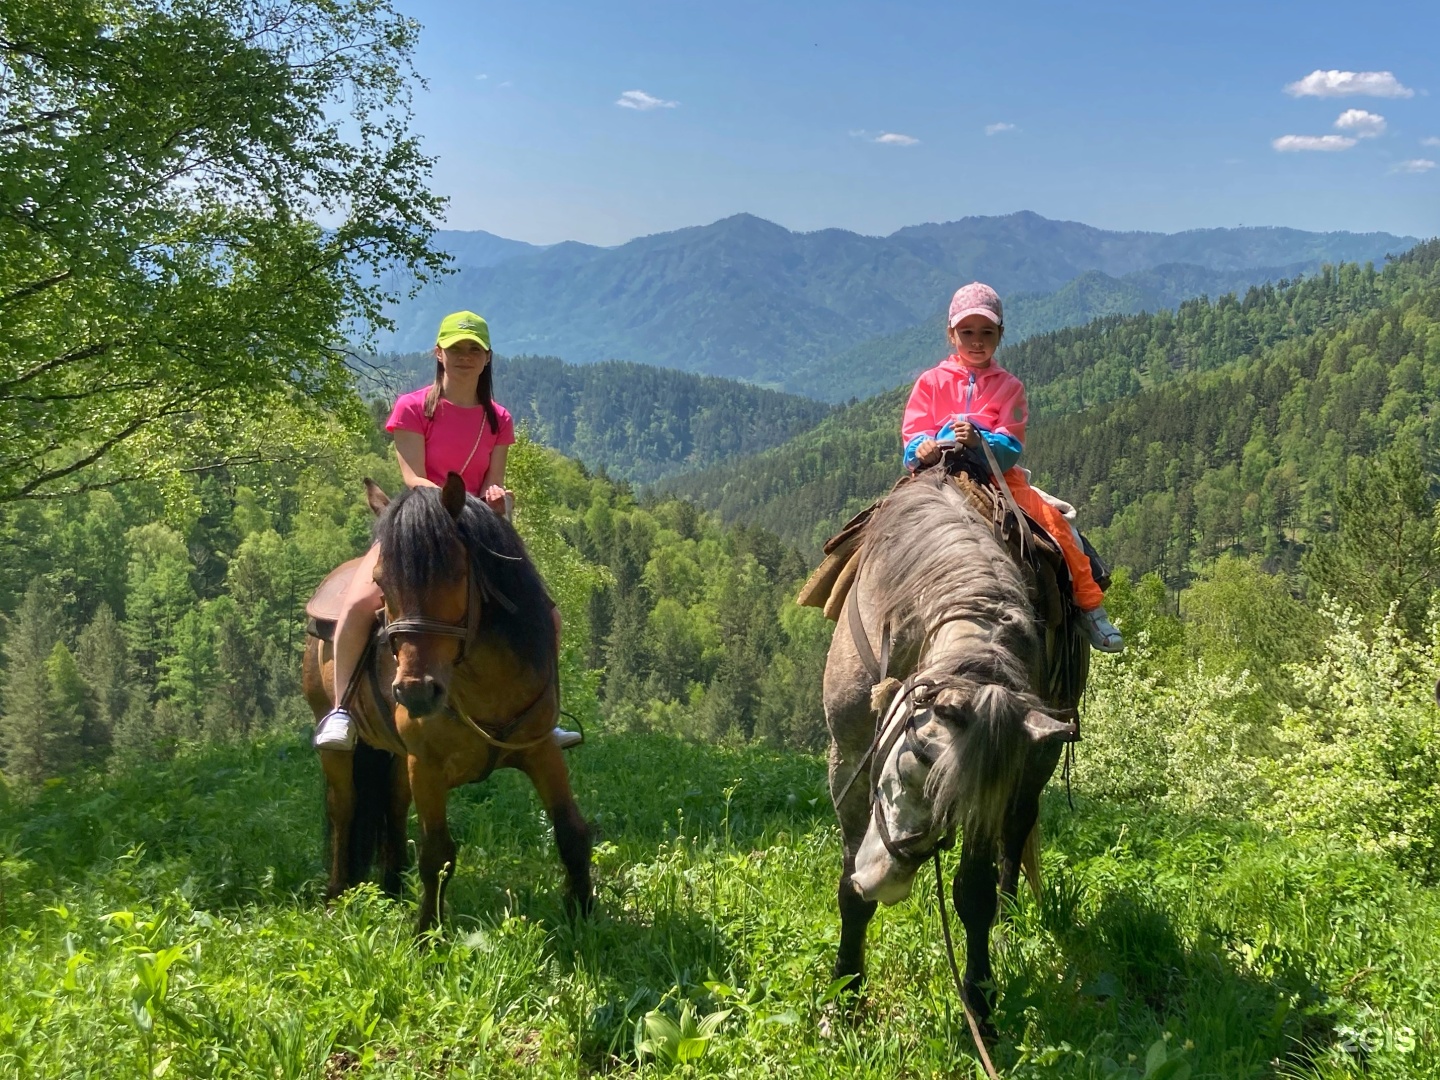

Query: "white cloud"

xmin=984 ymin=122 xmax=1016 ymax=136
xmin=475 ymin=74 xmax=488 ymax=81
xmin=1284 ymin=69 xmax=1414 ymax=98
xmin=616 ymin=89 xmax=678 ymax=111
xmin=1272 ymin=134 xmax=1357 ymax=152
xmin=1392 ymin=158 xmax=1437 ymax=173
xmin=1334 ymin=109 xmax=1386 ymax=137
xmin=1422 ymin=137 xmax=1440 ymax=148
xmin=874 ymin=132 xmax=919 ymax=146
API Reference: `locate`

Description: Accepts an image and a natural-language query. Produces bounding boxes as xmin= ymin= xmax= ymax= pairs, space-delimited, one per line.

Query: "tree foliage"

xmin=0 ymin=0 xmax=446 ymax=500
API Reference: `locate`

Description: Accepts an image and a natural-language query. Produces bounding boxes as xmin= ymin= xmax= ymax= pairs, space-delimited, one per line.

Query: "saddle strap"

xmin=977 ymin=437 xmax=1034 ymax=558
xmin=844 ymin=574 xmax=890 ymax=686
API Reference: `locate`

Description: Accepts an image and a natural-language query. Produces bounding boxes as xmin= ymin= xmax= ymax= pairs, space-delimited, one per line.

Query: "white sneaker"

xmin=314 ymin=706 xmax=357 ymax=751
xmin=1082 ymin=606 xmax=1124 ymax=654
xmin=554 ymin=727 xmax=582 ymax=750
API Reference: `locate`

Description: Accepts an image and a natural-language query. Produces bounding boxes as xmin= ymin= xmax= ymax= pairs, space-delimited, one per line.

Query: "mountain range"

xmin=379 ymin=212 xmax=1416 ymax=401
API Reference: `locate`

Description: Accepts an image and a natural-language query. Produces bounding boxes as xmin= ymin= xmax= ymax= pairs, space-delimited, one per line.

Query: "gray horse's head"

xmin=852 ymin=681 xmax=1076 ymax=904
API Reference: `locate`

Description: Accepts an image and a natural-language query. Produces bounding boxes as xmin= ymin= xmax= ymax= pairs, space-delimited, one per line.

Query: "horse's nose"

xmin=393 ymin=675 xmax=444 ymax=717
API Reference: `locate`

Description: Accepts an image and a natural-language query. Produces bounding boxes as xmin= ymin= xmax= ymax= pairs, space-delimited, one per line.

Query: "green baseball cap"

xmin=436 ymin=310 xmax=491 ymax=350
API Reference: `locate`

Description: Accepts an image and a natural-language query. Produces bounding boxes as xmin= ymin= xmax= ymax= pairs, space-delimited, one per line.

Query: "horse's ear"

xmin=1023 ymin=710 xmax=1078 ymax=744
xmin=364 ymin=478 xmax=389 ymax=517
xmin=441 ymin=472 xmax=467 ymax=520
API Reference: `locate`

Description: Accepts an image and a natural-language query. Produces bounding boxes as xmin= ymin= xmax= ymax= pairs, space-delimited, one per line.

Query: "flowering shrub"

xmin=1077 ymin=637 xmax=1266 ymax=818
xmin=1259 ymin=603 xmax=1440 ymax=880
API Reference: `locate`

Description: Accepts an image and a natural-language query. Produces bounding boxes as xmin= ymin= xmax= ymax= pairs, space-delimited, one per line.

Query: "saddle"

xmin=305 ymin=556 xmax=365 ymax=639
xmin=797 ymin=456 xmax=1100 ymax=711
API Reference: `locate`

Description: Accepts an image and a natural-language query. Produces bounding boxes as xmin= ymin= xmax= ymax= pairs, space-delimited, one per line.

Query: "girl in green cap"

xmin=312 ymin=311 xmax=581 ymax=751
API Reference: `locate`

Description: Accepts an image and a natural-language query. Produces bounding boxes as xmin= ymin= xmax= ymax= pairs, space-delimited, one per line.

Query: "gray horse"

xmin=824 ymin=471 xmax=1081 ymax=1031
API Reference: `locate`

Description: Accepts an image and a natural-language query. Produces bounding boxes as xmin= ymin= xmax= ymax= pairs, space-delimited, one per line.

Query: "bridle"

xmin=858 ymin=672 xmax=963 ymax=866
xmin=377 ymin=575 xmax=481 ymax=664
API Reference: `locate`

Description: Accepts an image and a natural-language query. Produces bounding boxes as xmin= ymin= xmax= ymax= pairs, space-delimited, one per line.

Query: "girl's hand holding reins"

xmin=913 ymin=438 xmax=941 ymax=469
xmin=951 ymin=421 xmax=982 ymax=449
xmin=483 ymin=485 xmax=508 ymax=513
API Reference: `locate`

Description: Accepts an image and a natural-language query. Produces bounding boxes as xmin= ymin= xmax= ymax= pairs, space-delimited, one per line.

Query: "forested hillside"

xmin=378 ymin=352 xmax=835 ymax=483
xmin=378 ymin=212 xmax=1412 ymax=391
xmin=0 ymin=426 xmax=835 ymax=785
xmin=786 ymin=258 xmax=1342 ymax=400
xmin=668 ymin=243 xmax=1440 ymax=578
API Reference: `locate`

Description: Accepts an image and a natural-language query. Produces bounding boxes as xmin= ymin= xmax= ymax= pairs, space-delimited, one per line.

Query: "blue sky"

xmin=401 ymin=0 xmax=1439 ymax=245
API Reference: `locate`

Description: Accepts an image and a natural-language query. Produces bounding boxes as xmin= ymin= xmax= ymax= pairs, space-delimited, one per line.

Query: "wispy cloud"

xmin=616 ymin=89 xmax=678 ymax=111
xmin=1334 ymin=109 xmax=1386 ymax=137
xmin=475 ymin=74 xmax=488 ymax=81
xmin=1391 ymin=158 xmax=1437 ymax=174
xmin=984 ymin=122 xmax=1016 ymax=136
xmin=1272 ymin=134 xmax=1357 ymax=152
xmin=1284 ymin=70 xmax=1414 ymax=98
xmin=1422 ymin=137 xmax=1440 ymax=148
xmin=873 ymin=132 xmax=919 ymax=146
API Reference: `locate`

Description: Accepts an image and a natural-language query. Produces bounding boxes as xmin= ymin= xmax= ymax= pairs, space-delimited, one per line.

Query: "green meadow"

xmin=3 ymin=730 xmax=1436 ymax=1079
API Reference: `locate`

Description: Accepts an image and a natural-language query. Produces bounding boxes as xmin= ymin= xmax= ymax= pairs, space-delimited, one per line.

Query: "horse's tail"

xmin=347 ymin=741 xmax=398 ymax=885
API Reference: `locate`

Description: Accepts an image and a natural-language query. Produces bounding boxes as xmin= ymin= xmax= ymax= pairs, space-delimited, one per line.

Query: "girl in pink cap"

xmin=312 ymin=311 xmax=582 ymax=750
xmin=903 ymin=283 xmax=1123 ymax=652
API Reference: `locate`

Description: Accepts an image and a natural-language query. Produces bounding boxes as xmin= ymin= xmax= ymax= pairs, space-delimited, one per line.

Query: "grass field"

xmin=1 ymin=729 xmax=1437 ymax=1078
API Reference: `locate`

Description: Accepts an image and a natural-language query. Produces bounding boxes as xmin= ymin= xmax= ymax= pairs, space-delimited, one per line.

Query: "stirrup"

xmin=554 ymin=726 xmax=583 ymax=750
xmin=1082 ymin=607 xmax=1124 ymax=654
xmin=314 ymin=706 xmax=357 ymax=751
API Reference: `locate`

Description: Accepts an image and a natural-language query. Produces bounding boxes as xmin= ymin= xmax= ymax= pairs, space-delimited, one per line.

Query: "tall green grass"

xmin=1 ymin=730 xmax=1436 ymax=1077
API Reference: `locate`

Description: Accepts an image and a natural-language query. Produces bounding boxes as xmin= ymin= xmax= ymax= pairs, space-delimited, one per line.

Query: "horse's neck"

xmin=448 ymin=637 xmax=551 ymax=719
xmin=884 ymin=614 xmax=1004 ymax=687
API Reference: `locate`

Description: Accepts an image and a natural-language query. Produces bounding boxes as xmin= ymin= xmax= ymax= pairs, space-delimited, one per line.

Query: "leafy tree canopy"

xmin=0 ymin=0 xmax=446 ymax=502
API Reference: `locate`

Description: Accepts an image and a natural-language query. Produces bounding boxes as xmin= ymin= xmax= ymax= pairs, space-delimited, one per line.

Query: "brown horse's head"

xmin=367 ymin=474 xmax=473 ymax=717
xmin=365 ymin=473 xmax=555 ymax=720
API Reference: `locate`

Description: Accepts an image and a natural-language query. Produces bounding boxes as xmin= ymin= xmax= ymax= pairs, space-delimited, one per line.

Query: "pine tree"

xmin=1304 ymin=441 xmax=1440 ymax=634
xmin=76 ymin=603 xmax=131 ymax=762
xmin=0 ymin=582 xmax=68 ymax=786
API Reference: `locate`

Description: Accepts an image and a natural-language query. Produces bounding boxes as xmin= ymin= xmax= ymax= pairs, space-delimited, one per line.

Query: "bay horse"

xmin=302 ymin=473 xmax=592 ymax=933
xmin=824 ymin=470 xmax=1085 ymax=1032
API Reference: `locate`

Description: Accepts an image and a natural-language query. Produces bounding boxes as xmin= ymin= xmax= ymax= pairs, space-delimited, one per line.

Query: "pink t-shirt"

xmin=386 ymin=388 xmax=516 ymax=494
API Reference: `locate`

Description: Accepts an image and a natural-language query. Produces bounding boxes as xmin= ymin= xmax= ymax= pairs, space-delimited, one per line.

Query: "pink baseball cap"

xmin=948 ymin=282 xmax=1004 ymax=328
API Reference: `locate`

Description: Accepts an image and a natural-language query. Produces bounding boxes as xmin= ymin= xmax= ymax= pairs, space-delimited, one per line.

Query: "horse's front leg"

xmin=998 ymin=742 xmax=1064 ymax=903
xmin=320 ymin=749 xmax=356 ymax=900
xmin=407 ymin=755 xmax=455 ymax=935
xmin=381 ymin=754 xmax=412 ymax=899
xmin=826 ymin=683 xmax=879 ymax=988
xmin=954 ymin=831 xmax=1000 ymax=1038
xmin=997 ymin=795 xmax=1041 ymax=904
xmin=520 ymin=743 xmax=593 ymax=915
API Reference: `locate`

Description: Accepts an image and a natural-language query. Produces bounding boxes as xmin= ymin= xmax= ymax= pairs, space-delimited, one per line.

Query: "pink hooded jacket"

xmin=902 ymin=356 xmax=1029 ymax=470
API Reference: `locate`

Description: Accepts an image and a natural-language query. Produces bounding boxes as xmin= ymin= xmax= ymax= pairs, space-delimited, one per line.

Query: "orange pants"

xmin=1003 ymin=468 xmax=1105 ymax=610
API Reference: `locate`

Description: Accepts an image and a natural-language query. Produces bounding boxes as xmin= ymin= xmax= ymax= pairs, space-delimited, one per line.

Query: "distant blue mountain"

xmin=430 ymin=229 xmax=551 ymax=268
xmin=379 ymin=212 xmax=1417 ymax=398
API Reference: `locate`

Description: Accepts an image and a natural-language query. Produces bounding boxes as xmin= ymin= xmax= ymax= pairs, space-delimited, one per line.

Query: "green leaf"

xmin=1145 ymin=1038 xmax=1168 ymax=1076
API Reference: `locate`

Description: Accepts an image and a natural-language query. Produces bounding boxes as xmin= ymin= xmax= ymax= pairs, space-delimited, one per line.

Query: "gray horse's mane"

xmin=862 ymin=473 xmax=1046 ymax=843
xmin=862 ymin=473 xmax=1037 ymax=677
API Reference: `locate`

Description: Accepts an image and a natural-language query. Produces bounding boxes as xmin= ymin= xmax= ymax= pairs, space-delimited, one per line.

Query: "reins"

xmin=934 ymin=850 xmax=1001 ymax=1080
xmin=360 ymin=553 xmax=560 ymax=756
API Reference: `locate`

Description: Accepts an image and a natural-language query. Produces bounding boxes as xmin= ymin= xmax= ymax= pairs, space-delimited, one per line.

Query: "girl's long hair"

xmin=423 ymin=350 xmax=500 ymax=433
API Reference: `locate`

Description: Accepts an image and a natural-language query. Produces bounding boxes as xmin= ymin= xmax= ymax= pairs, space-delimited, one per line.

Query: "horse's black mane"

xmin=373 ymin=487 xmax=554 ymax=671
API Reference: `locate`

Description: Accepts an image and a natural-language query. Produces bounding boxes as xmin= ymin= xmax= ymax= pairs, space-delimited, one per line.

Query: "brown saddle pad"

xmin=306 ymin=556 xmax=366 ymax=624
